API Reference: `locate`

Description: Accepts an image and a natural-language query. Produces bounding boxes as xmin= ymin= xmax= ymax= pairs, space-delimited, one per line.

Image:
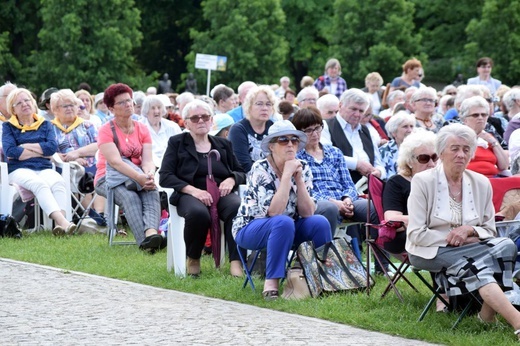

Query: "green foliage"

xmin=0 ymin=32 xmax=22 ymax=82
xmin=413 ymin=0 xmax=484 ymax=83
xmin=26 ymin=0 xmax=145 ymax=93
xmin=188 ymin=0 xmax=289 ymax=91
xmin=281 ymin=0 xmax=334 ymax=90
xmin=464 ymin=0 xmax=520 ymax=86
xmin=329 ymin=0 xmax=426 ymax=88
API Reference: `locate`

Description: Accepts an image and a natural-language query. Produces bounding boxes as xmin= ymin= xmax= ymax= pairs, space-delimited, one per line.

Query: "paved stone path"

xmin=0 ymin=259 xmax=439 ymax=345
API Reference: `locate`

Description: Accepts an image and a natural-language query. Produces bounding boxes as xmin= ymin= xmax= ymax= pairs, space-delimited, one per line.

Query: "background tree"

xmin=464 ymin=0 xmax=520 ymax=86
xmin=187 ymin=0 xmax=289 ymax=92
xmin=413 ymin=0 xmax=484 ymax=84
xmin=328 ymin=0 xmax=425 ymax=88
xmin=27 ymin=0 xmax=147 ymax=94
xmin=135 ymin=0 xmax=203 ymax=92
xmin=0 ymin=0 xmax=41 ymax=83
xmin=281 ymin=0 xmax=334 ymax=92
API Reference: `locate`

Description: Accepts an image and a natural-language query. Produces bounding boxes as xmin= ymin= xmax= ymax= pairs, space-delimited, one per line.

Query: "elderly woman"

xmin=382 ymin=130 xmax=437 ymax=253
xmin=459 ymin=96 xmax=509 ymax=177
xmin=362 ymin=72 xmax=384 ymax=115
xmin=139 ymin=95 xmax=182 ymax=168
xmin=233 ymin=120 xmax=331 ymax=300
xmin=389 ymin=58 xmax=422 ymax=92
xmin=75 ymin=90 xmax=102 ymax=129
xmin=379 ymin=111 xmax=416 ymax=179
xmin=228 ymin=85 xmax=276 ymax=172
xmin=50 ymin=89 xmax=103 ymax=214
xmin=316 ymin=94 xmax=339 ymax=120
xmin=411 ymin=87 xmax=443 ymax=133
xmin=212 ymin=85 xmax=236 ymax=114
xmin=159 ymin=100 xmax=246 ymax=277
xmin=407 ymin=123 xmax=520 ymax=336
xmin=2 ymin=88 xmax=76 ymax=235
xmin=94 ymin=83 xmax=162 ymax=253
xmin=313 ymin=59 xmax=347 ymax=99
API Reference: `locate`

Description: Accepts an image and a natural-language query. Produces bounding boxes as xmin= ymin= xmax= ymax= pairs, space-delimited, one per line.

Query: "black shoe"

xmin=158 ymin=236 xmax=167 ymax=250
xmin=139 ymin=234 xmax=163 ymax=253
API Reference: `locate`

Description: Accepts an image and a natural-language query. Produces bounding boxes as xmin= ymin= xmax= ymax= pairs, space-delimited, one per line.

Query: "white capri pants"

xmin=9 ymin=168 xmax=68 ymax=217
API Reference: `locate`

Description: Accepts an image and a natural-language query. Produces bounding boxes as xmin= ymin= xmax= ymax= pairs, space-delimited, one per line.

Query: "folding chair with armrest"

xmin=365 ymin=174 xmax=419 ymax=302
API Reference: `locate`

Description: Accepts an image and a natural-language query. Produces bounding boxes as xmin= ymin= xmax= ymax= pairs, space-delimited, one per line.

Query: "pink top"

xmin=94 ymin=120 xmax=152 ymax=185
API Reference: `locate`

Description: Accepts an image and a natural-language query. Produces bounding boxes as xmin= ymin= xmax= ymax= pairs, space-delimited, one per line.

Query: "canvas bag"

xmin=297 ymin=237 xmax=373 ymax=297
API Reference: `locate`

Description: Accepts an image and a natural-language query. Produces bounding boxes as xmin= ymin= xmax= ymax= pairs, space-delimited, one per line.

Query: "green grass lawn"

xmin=1 ymin=232 xmax=518 ymax=345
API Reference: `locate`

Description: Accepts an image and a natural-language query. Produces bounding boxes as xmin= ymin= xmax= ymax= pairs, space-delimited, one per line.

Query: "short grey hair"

xmin=385 ymin=111 xmax=416 ymax=139
xmin=324 ymin=58 xmax=341 ymax=75
xmin=454 ymin=85 xmax=483 ymax=110
xmin=339 ymin=88 xmax=369 ymax=107
xmin=316 ymin=94 xmax=339 ymax=112
xmin=141 ymin=95 xmax=166 ymax=118
xmin=436 ymin=123 xmax=477 ymax=159
xmin=459 ymin=96 xmax=489 ymax=120
xmin=297 ymin=86 xmax=319 ymax=103
xmin=133 ymin=91 xmax=146 ymax=106
xmin=0 ymin=81 xmax=17 ymax=97
xmin=182 ymin=99 xmax=214 ymax=119
xmin=177 ymin=92 xmax=195 ymax=106
xmin=442 ymin=84 xmax=457 ymax=96
xmin=280 ymin=76 xmax=290 ymax=84
xmin=386 ymin=90 xmax=405 ymax=104
xmin=411 ymin=87 xmax=437 ymax=103
xmin=397 ymin=129 xmax=437 ymax=176
xmin=503 ymin=88 xmax=520 ymax=112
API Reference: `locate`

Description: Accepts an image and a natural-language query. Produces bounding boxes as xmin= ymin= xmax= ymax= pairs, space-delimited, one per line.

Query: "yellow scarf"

xmin=51 ymin=116 xmax=84 ymax=133
xmin=0 ymin=112 xmax=7 ymax=122
xmin=9 ymin=114 xmax=45 ymax=133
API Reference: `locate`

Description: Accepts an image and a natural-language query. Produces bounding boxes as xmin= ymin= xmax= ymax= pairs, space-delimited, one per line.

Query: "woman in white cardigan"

xmin=407 ymin=123 xmax=520 ymax=339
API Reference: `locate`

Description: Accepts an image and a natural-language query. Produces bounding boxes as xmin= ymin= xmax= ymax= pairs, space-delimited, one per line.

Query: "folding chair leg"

xmin=106 ymin=188 xmax=134 ymax=246
xmin=238 ymin=245 xmax=259 ymax=291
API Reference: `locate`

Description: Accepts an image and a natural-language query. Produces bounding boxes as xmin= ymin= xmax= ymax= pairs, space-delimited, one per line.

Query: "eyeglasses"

xmin=326 ymin=110 xmax=339 ymax=115
xmin=272 ymin=136 xmax=300 ymax=146
xmin=187 ymin=114 xmax=211 ymax=123
xmin=415 ymin=153 xmax=439 ymax=164
xmin=416 ymin=98 xmax=435 ymax=104
xmin=59 ymin=104 xmax=76 ymax=109
xmin=115 ymin=98 xmax=134 ymax=106
xmin=468 ymin=112 xmax=488 ymax=118
xmin=302 ymin=125 xmax=323 ymax=135
xmin=254 ymin=101 xmax=273 ymax=108
xmin=301 ymin=98 xmax=317 ymax=104
xmin=13 ymin=99 xmax=32 ymax=108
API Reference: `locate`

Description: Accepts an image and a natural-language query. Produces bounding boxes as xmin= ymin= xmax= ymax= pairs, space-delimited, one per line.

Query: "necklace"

xmin=416 ymin=117 xmax=433 ymax=127
xmin=116 ymin=122 xmax=134 ymax=142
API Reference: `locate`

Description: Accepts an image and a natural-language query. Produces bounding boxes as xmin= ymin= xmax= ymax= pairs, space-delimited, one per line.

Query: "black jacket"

xmin=158 ymin=132 xmax=246 ymax=205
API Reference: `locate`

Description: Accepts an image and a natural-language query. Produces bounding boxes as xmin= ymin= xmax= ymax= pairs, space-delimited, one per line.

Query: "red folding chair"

xmin=365 ymin=174 xmax=418 ymax=302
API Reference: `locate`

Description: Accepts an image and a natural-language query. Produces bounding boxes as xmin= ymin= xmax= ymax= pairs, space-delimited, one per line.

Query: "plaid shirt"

xmin=297 ymin=145 xmax=358 ymax=202
xmin=313 ymin=75 xmax=347 ymax=99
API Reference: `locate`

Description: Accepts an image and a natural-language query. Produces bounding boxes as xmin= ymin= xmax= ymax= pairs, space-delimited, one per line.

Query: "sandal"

xmin=65 ymin=223 xmax=77 ymax=235
xmin=515 ymin=329 xmax=520 ymax=340
xmin=477 ymin=312 xmax=498 ymax=325
xmin=52 ymin=226 xmax=65 ymax=237
xmin=262 ymin=290 xmax=279 ymax=301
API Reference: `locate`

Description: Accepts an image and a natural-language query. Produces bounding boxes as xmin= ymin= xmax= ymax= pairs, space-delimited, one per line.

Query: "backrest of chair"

xmin=367 ymin=174 xmax=385 ymax=222
xmin=489 ymin=176 xmax=520 ymax=219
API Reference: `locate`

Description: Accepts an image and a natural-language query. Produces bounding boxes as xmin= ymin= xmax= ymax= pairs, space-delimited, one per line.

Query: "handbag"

xmin=0 ymin=214 xmax=22 ymax=239
xmin=281 ymin=267 xmax=311 ymax=300
xmin=297 ymin=238 xmax=373 ymax=297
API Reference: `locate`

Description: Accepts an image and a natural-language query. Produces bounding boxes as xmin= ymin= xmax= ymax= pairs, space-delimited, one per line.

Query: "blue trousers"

xmin=235 ymin=215 xmax=332 ymax=279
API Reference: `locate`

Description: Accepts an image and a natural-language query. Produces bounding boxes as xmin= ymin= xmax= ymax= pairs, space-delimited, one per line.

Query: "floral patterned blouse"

xmin=232 ymin=158 xmax=315 ymax=238
xmin=379 ymin=139 xmax=398 ymax=180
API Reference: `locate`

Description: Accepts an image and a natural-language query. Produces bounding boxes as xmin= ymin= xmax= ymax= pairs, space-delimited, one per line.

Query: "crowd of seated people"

xmin=3 ymin=54 xmax=520 ymax=320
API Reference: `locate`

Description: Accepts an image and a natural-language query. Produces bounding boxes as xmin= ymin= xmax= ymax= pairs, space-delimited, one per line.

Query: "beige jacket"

xmin=406 ymin=164 xmax=496 ymax=259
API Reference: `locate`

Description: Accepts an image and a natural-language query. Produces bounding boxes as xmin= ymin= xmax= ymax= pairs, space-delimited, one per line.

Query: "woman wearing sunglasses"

xmin=232 ymin=120 xmax=332 ymax=300
xmin=382 ymin=129 xmax=437 ymax=254
xmin=159 ymin=99 xmax=246 ymax=277
xmin=459 ymin=96 xmax=509 ymax=177
xmin=407 ymin=124 xmax=520 ymax=337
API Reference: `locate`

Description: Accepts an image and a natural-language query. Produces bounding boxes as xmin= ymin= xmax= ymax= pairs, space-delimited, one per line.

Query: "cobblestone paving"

xmin=0 ymin=259 xmax=439 ymax=345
